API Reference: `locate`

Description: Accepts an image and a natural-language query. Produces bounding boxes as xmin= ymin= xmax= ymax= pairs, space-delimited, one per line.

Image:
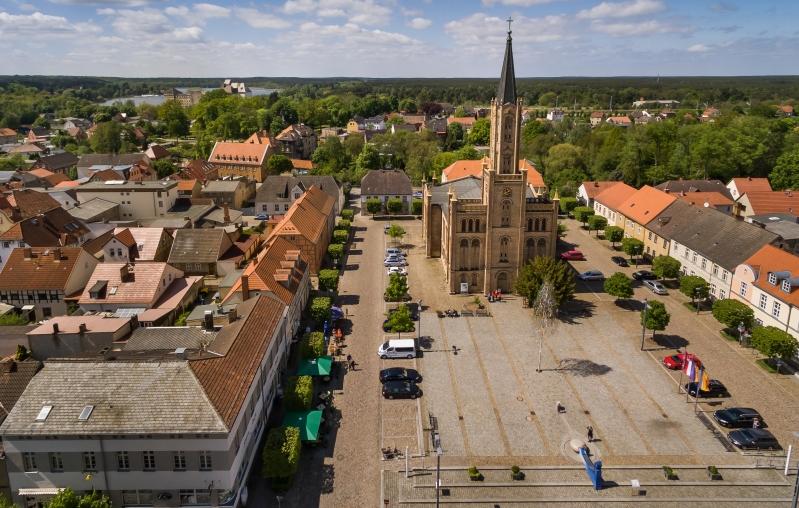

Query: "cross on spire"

xmin=506 ymin=16 xmax=513 ymax=35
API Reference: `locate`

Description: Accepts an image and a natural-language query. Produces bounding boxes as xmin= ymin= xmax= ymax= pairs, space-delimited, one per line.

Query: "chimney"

xmin=120 ymin=263 xmax=132 ymax=282
xmin=52 ymin=247 xmax=61 ymax=261
xmin=78 ymin=323 xmax=87 ymax=334
xmin=227 ymin=307 xmax=237 ymax=323
xmin=203 ymin=310 xmax=214 ymax=331
xmin=241 ymin=274 xmax=250 ymax=300
xmin=223 ymin=203 xmax=230 ymax=223
xmin=52 ymin=322 xmax=59 ymax=334
xmin=23 ymin=247 xmax=32 ymax=260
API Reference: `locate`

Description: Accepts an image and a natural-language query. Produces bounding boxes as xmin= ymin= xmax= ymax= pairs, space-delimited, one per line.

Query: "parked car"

xmin=382 ymin=380 xmax=422 ymax=399
xmin=386 ymin=247 xmax=403 ymax=257
xmin=387 ymin=266 xmax=408 ymax=276
xmin=643 ymin=280 xmax=668 ymax=295
xmin=713 ymin=408 xmax=764 ymax=428
xmin=379 ymin=367 xmax=422 ymax=383
xmin=255 ymin=213 xmax=269 ymax=221
xmin=577 ymin=270 xmax=605 ymax=281
xmin=633 ymin=270 xmax=657 ymax=280
xmin=662 ymin=353 xmax=702 ymax=370
xmin=412 ymin=191 xmax=423 ymax=199
xmin=384 ymin=257 xmax=408 ymax=267
xmin=611 ymin=256 xmax=629 ymax=267
xmin=560 ymin=249 xmax=585 ymax=261
xmin=727 ymin=428 xmax=780 ymax=450
xmin=685 ymin=379 xmax=729 ymax=398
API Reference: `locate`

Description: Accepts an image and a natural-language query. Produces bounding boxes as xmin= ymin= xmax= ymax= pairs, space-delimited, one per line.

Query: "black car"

xmin=727 ymin=429 xmax=781 ymax=450
xmin=633 ymin=270 xmax=657 ymax=280
xmin=713 ymin=407 xmax=764 ymax=428
xmin=379 ymin=367 xmax=422 ymax=383
xmin=685 ymin=379 xmax=729 ymax=398
xmin=382 ymin=380 xmax=422 ymax=399
xmin=611 ymin=256 xmax=629 ymax=267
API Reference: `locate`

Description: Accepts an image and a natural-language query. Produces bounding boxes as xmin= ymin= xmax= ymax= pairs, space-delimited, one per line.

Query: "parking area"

xmin=396 ymin=218 xmax=799 ymax=465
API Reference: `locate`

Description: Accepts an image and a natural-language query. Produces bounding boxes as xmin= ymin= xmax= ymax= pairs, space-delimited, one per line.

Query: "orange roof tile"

xmin=447 ymin=116 xmax=476 ymax=126
xmin=54 ymin=180 xmax=80 ymax=189
xmin=176 ymin=179 xmax=197 ymax=191
xmin=209 ymin=141 xmax=269 ymax=167
xmin=519 ymin=159 xmax=546 ymax=189
xmin=731 ymin=177 xmax=772 ymax=195
xmin=581 ymin=181 xmax=621 ymax=200
xmin=744 ymin=190 xmax=799 ymax=215
xmin=78 ymin=263 xmax=183 ymax=306
xmin=225 ymin=236 xmax=308 ymax=305
xmin=617 ymin=186 xmax=676 ymax=226
xmin=593 ymin=182 xmax=637 ymax=211
xmin=441 ymin=158 xmax=545 ymax=189
xmin=743 ymin=244 xmax=799 ymax=307
xmin=290 ymin=159 xmax=314 ymax=170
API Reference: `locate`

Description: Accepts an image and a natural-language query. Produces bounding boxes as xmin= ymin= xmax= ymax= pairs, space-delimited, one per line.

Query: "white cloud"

xmin=481 ymin=0 xmax=555 ymax=5
xmin=0 ymin=11 xmax=100 ymax=36
xmin=281 ymin=0 xmax=392 ymax=26
xmin=234 ymin=7 xmax=290 ymax=29
xmin=577 ymin=0 xmax=664 ymax=19
xmin=166 ymin=3 xmax=230 ymax=24
xmin=50 ymin=0 xmax=149 ymax=5
xmin=591 ymin=19 xmax=686 ymax=36
xmin=282 ymin=0 xmax=316 ymax=14
xmin=445 ymin=13 xmax=570 ymax=50
xmin=408 ymin=17 xmax=431 ymax=29
xmin=687 ymin=43 xmax=710 ymax=52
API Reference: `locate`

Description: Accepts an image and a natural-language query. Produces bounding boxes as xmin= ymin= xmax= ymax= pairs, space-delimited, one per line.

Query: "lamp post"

xmin=640 ymin=298 xmax=649 ymax=351
xmin=435 ymin=439 xmax=442 ymax=508
xmin=694 ymin=287 xmax=701 ymax=314
xmin=738 ymin=322 xmax=746 ymax=345
xmin=417 ymin=299 xmax=423 ymax=341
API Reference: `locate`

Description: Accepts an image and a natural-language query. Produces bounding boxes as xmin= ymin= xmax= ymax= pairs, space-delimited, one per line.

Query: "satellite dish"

xmin=703 ymin=202 xmax=710 ymax=208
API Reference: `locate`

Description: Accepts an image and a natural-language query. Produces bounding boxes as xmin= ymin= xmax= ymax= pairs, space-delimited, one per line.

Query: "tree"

xmin=444 ymin=122 xmax=464 ymax=150
xmin=385 ymin=304 xmax=414 ymax=333
xmin=604 ymin=225 xmax=624 ymax=247
xmin=621 ymin=237 xmax=644 ymax=262
xmin=366 ymin=197 xmax=382 ymax=215
xmin=327 ymin=243 xmax=344 ymax=263
xmin=559 ymin=197 xmax=578 ymax=215
xmin=0 ymin=154 xmax=28 ymax=172
xmin=587 ymin=214 xmax=607 ymax=235
xmin=386 ymin=197 xmax=403 ymax=214
xmin=90 ymin=121 xmax=122 ymax=153
xmin=467 ymin=118 xmax=490 ymax=145
xmin=679 ymin=275 xmax=709 ymax=307
xmin=652 ymin=255 xmax=681 ymax=280
xmin=310 ymin=296 xmax=332 ymax=323
xmin=47 ymin=489 xmax=111 ymax=508
xmin=538 ymin=91 xmax=557 ymax=106
xmin=152 ymin=158 xmax=176 ymax=179
xmin=711 ymin=298 xmax=754 ymax=331
xmin=318 ymin=269 xmax=340 ymax=292
xmin=356 ymin=143 xmax=381 ymax=175
xmin=770 ymin=147 xmax=799 ymax=190
xmin=751 ymin=326 xmax=798 ymax=372
xmin=262 ymin=426 xmax=301 ymax=480
xmin=572 ymin=206 xmax=594 ymax=226
xmin=267 ymin=154 xmax=294 ymax=175
xmin=411 ymin=198 xmax=423 ymax=215
xmin=385 ymin=273 xmax=409 ymax=302
xmin=340 ymin=209 xmax=354 ymax=221
xmin=604 ymin=272 xmax=633 ymax=300
xmin=386 ymin=224 xmax=406 ymax=245
xmin=514 ymin=256 xmax=576 ymax=308
xmin=158 ymin=100 xmax=189 ymax=138
xmin=300 ymin=331 xmax=326 ymax=358
xmin=641 ymin=300 xmax=670 ymax=339
xmin=284 ymin=375 xmax=314 ymax=410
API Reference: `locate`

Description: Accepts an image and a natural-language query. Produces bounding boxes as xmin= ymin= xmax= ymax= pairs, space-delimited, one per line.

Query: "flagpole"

xmin=677 ymin=348 xmax=685 ymax=394
xmin=694 ymin=367 xmax=703 ymax=413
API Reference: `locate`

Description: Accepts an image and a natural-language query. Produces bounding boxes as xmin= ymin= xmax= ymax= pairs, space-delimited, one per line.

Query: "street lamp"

xmin=417 ymin=299 xmax=423 ymax=341
xmin=640 ymin=298 xmax=649 ymax=351
xmin=738 ymin=322 xmax=746 ymax=345
xmin=433 ymin=432 xmax=442 ymax=508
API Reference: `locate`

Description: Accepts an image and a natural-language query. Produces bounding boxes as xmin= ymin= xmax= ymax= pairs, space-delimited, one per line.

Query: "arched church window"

xmin=537 ymin=237 xmax=547 ymax=255
xmin=541 ymin=218 xmax=547 ymax=231
xmin=475 ymin=219 xmax=481 ymax=232
xmin=499 ymin=237 xmax=510 ymax=263
xmin=471 ymin=239 xmax=480 ymax=269
xmin=461 ymin=219 xmax=467 ymax=232
xmin=534 ymin=218 xmax=540 ymax=231
xmin=460 ymin=239 xmax=469 ymax=270
xmin=468 ymin=219 xmax=474 ymax=232
xmin=526 ymin=238 xmax=535 ymax=262
xmin=527 ymin=218 xmax=532 ymax=232
xmin=501 ymin=200 xmax=511 ymax=227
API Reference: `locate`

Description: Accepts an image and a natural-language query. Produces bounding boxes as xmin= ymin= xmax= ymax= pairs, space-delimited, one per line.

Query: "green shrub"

xmin=559 ymin=197 xmax=578 ymax=215
xmin=652 ymin=255 xmax=681 ymax=279
xmin=310 ymin=296 xmax=332 ymax=323
xmin=384 ymin=304 xmax=414 ymax=333
xmin=366 ymin=198 xmax=382 ymax=215
xmin=300 ymin=332 xmax=325 ymax=359
xmin=384 ymin=273 xmax=409 ymax=302
xmin=573 ymin=206 xmax=594 ymax=225
xmin=327 ymin=243 xmax=344 ymax=262
xmin=284 ymin=376 xmax=314 ymax=410
xmin=335 ymin=219 xmax=351 ymax=231
xmin=333 ymin=229 xmax=349 ymax=244
xmin=712 ymin=298 xmax=754 ymax=330
xmin=318 ymin=269 xmax=340 ymax=292
xmin=411 ymin=198 xmax=423 ymax=215
xmin=262 ymin=426 xmax=301 ymax=480
xmin=14 ymin=345 xmax=29 ymax=361
xmin=340 ymin=209 xmax=354 ymax=221
xmin=467 ymin=466 xmax=484 ymax=481
xmin=0 ymin=313 xmax=28 ymax=326
xmin=604 ymin=225 xmax=624 ymax=246
xmin=386 ymin=197 xmax=403 ymax=214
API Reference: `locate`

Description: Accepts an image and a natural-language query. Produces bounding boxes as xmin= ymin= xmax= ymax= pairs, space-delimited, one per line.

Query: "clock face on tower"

xmin=502 ymin=187 xmax=512 ymax=197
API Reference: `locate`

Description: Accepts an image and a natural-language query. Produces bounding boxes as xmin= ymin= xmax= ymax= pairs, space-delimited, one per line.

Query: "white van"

xmin=377 ymin=339 xmax=416 ymax=359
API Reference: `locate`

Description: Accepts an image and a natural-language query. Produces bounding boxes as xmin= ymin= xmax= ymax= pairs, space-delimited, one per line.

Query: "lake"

xmin=102 ymin=87 xmax=279 ymax=106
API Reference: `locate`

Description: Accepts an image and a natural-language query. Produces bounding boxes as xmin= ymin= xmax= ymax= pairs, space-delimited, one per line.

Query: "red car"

xmin=560 ymin=249 xmax=585 ymax=261
xmin=663 ymin=353 xmax=702 ymax=370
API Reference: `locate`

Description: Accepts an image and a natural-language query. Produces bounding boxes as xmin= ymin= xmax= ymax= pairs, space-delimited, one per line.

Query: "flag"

xmin=701 ymin=369 xmax=710 ymax=391
xmin=685 ymin=359 xmax=696 ymax=380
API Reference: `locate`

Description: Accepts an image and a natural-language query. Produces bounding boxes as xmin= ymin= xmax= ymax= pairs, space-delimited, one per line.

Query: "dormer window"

xmin=768 ymin=272 xmax=777 ymax=285
xmin=782 ymin=279 xmax=791 ymax=293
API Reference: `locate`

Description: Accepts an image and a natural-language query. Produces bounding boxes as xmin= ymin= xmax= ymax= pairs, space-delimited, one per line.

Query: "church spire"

xmin=497 ymin=17 xmax=517 ymax=104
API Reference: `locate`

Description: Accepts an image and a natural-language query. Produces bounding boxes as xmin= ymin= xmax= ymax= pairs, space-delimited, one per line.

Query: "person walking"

xmin=587 ymin=426 xmax=594 ymax=443
xmin=345 ymin=354 xmax=352 ymax=372
xmin=556 ymin=401 xmax=565 ymax=413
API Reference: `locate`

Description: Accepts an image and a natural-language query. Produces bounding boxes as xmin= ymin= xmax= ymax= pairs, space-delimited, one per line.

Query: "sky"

xmin=1 ymin=0 xmax=797 ymax=78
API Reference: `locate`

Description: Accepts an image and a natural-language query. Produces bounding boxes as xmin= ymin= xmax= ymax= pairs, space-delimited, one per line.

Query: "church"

xmin=422 ymin=26 xmax=560 ymax=294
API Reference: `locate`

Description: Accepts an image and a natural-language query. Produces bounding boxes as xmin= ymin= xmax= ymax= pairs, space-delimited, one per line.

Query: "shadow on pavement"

xmin=558 ymin=300 xmax=596 ymax=323
xmin=556 ymin=357 xmax=612 ymax=376
xmin=650 ymin=333 xmax=689 ymax=349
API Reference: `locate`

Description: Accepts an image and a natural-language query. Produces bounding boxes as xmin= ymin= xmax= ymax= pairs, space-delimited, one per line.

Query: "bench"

xmin=630 ymin=479 xmax=645 ymax=496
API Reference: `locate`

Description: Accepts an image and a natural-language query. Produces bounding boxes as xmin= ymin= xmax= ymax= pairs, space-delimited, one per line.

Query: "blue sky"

xmin=1 ymin=0 xmax=797 ymax=77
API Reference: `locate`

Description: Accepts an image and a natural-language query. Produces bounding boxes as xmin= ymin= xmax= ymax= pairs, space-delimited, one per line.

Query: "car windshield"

xmin=670 ymin=355 xmax=681 ymax=362
xmin=381 ymin=341 xmax=389 ymax=350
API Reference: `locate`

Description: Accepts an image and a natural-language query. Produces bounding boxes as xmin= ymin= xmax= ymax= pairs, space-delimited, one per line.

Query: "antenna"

xmin=609 ymin=95 xmax=613 ymax=112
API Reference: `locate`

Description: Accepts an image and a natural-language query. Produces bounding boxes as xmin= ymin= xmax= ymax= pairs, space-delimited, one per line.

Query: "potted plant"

xmin=707 ymin=466 xmax=722 ymax=481
xmin=467 ymin=466 xmax=483 ymax=481
xmin=662 ymin=466 xmax=678 ymax=480
xmin=510 ymin=465 xmax=525 ymax=481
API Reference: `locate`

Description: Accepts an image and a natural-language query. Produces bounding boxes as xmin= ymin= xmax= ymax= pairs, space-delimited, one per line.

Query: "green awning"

xmin=296 ymin=356 xmax=333 ymax=376
xmin=282 ymin=410 xmax=323 ymax=441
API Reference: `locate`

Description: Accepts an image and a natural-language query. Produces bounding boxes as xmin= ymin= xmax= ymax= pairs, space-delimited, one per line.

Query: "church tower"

xmin=488 ymin=25 xmax=522 ymax=177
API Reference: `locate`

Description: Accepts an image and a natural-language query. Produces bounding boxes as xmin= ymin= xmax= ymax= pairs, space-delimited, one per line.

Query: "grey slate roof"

xmin=202 ymin=180 xmax=243 ymax=193
xmin=360 ymin=169 xmax=412 ymax=197
xmin=497 ymin=32 xmax=517 ymax=104
xmin=67 ymin=198 xmax=119 ymax=221
xmin=429 ymin=177 xmax=483 ymax=215
xmin=256 ymin=174 xmax=340 ymax=204
xmin=655 ymin=179 xmax=733 ymax=200
xmin=168 ymin=228 xmax=229 ymax=264
xmin=764 ymin=220 xmax=799 ymax=241
xmin=0 ymin=360 xmax=42 ymax=423
xmin=646 ymin=200 xmax=698 ymax=240
xmin=0 ymin=361 xmax=227 ymax=435
xmin=668 ymin=205 xmax=779 ymax=270
xmin=123 ymin=326 xmax=218 ymax=351
xmin=34 ymin=152 xmax=78 ymax=172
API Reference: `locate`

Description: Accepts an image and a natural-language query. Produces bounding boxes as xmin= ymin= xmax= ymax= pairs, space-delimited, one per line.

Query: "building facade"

xmin=75 ymin=181 xmax=178 ymax=220
xmin=422 ymin=29 xmax=559 ymax=294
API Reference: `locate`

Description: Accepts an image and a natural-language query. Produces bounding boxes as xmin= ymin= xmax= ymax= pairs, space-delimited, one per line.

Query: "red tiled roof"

xmin=743 ymin=190 xmax=799 ymax=215
xmin=290 ymin=159 xmax=314 ymax=170
xmin=731 ymin=177 xmax=772 ymax=195
xmin=441 ymin=158 xmax=546 ymax=189
xmin=447 ymin=116 xmax=476 ymax=126
xmin=224 ymin=236 xmax=308 ymax=305
xmin=593 ymin=182 xmax=637 ymax=211
xmin=742 ymin=244 xmax=799 ymax=307
xmin=617 ymin=186 xmax=676 ymax=226
xmin=176 ymin=179 xmax=198 ymax=191
xmin=208 ymin=141 xmax=269 ymax=166
xmin=581 ymin=181 xmax=620 ymax=200
xmin=78 ymin=263 xmax=183 ymax=306
xmin=0 ymin=247 xmax=86 ymax=290
xmin=679 ymin=191 xmax=734 ymax=208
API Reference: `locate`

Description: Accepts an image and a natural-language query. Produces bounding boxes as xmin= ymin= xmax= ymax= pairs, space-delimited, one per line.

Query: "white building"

xmin=591 ymin=182 xmax=636 ymax=226
xmin=76 ymin=181 xmax=178 ymax=220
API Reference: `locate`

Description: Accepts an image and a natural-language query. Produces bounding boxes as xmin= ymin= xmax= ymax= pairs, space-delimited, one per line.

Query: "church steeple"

xmin=497 ymin=18 xmax=517 ymax=104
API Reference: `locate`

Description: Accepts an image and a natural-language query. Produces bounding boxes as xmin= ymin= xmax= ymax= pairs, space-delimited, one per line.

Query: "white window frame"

xmin=772 ymin=300 xmax=782 ymax=318
xmin=759 ymin=293 xmax=768 ymax=310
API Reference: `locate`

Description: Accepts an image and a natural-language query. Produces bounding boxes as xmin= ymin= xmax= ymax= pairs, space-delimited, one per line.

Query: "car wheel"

xmin=388 ymin=394 xmax=394 ymax=399
xmin=380 ymin=354 xmax=387 ymax=359
xmin=411 ymin=394 xmax=417 ymax=399
xmin=406 ymin=354 xmax=413 ymax=359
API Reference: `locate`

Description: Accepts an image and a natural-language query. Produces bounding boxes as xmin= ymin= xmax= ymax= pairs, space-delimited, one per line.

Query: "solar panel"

xmin=78 ymin=405 xmax=94 ymax=421
xmin=113 ymin=308 xmax=145 ymax=318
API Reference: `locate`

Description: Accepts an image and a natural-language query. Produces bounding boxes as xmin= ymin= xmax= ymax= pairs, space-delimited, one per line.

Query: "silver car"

xmin=384 ymin=257 xmax=407 ymax=267
xmin=643 ymin=280 xmax=668 ymax=295
xmin=578 ymin=270 xmax=605 ymax=281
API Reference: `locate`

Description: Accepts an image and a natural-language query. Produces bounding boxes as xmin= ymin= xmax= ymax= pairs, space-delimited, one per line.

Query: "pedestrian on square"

xmin=587 ymin=426 xmax=594 ymax=442
xmin=556 ymin=401 xmax=565 ymax=413
xmin=345 ymin=354 xmax=352 ymax=371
